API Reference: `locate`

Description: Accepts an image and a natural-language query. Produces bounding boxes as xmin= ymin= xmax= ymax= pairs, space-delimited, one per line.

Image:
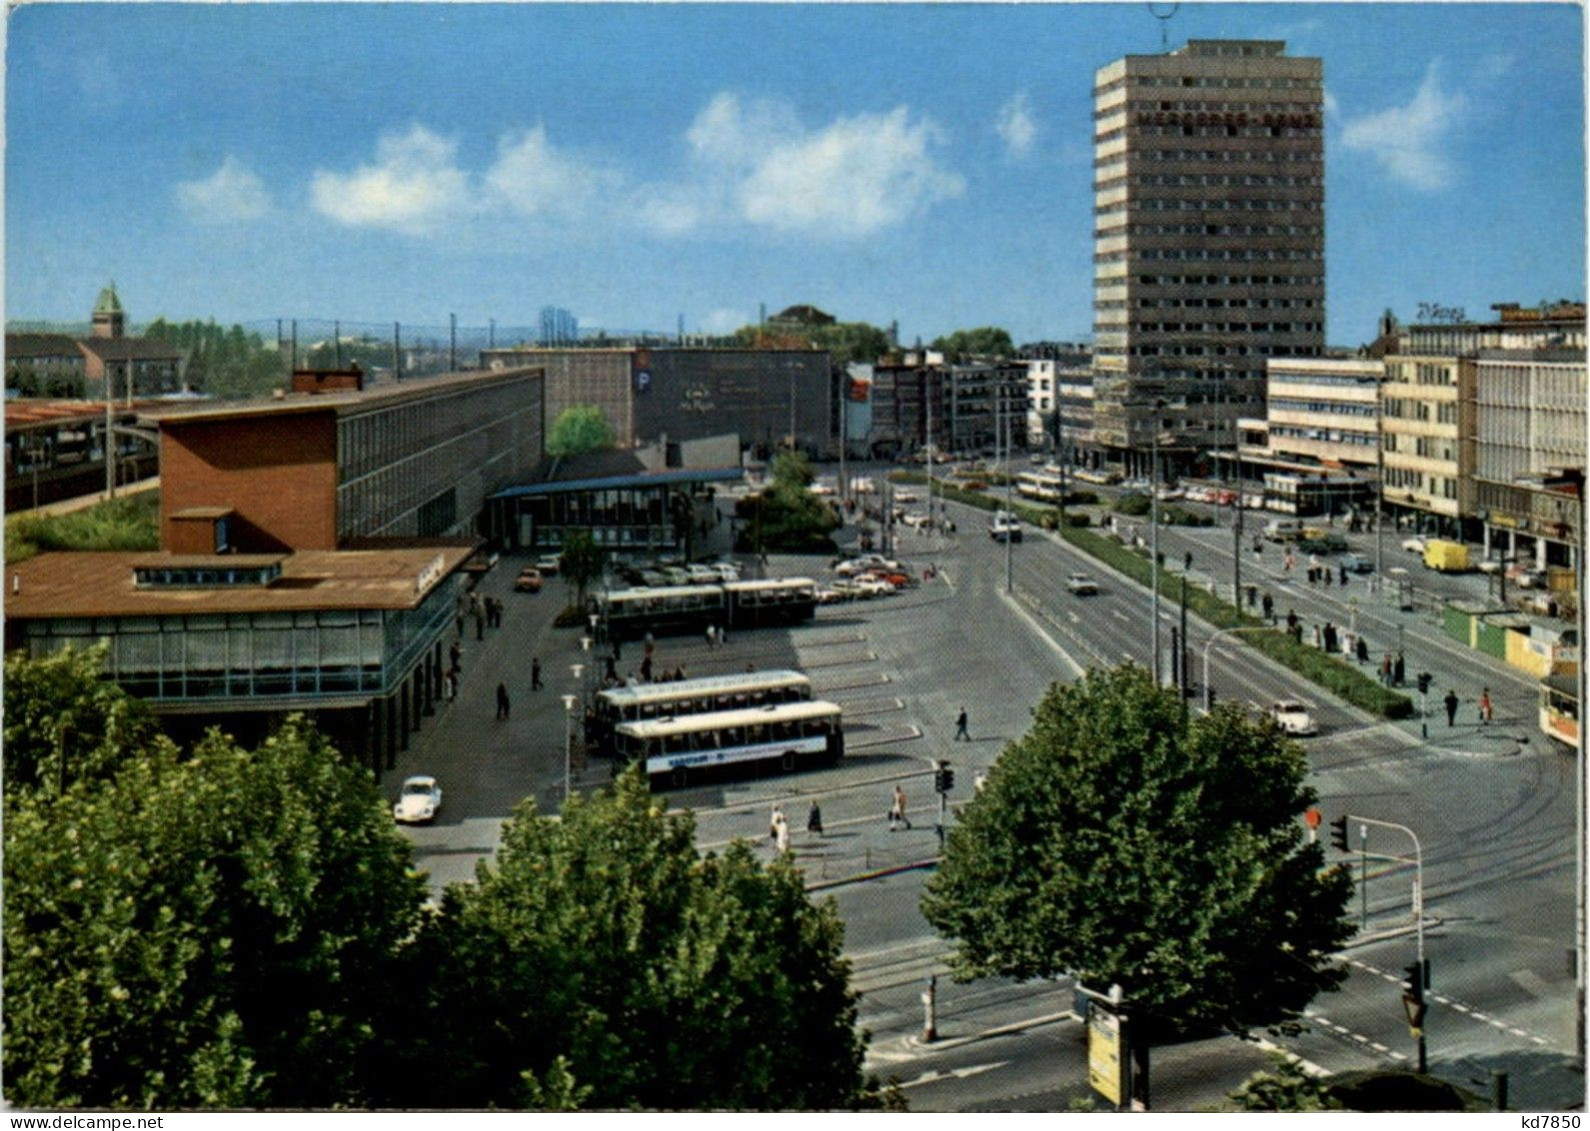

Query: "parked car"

xmin=1270 ymin=701 xmax=1318 ymax=737
xmin=1401 ymin=536 xmax=1427 ymax=554
xmin=1340 ymin=552 xmax=1374 ymax=574
xmin=685 ymin=564 xmax=720 ymax=585
xmin=393 ymin=775 xmax=442 ymax=823
xmin=1066 ymin=573 xmax=1099 ymax=596
xmin=814 ymin=586 xmax=848 ymax=605
xmin=660 ymin=566 xmax=692 ymax=586
xmin=710 ymin=562 xmax=742 ymax=582
xmin=852 ymin=576 xmax=894 ymax=598
xmin=901 ymin=512 xmax=932 ymax=529
xmin=514 ymin=567 xmax=543 ymax=593
xmin=638 ymin=569 xmax=668 ymax=588
xmin=535 ymin=554 xmax=562 ymax=575
xmin=893 ymin=490 xmax=920 ymax=503
xmin=836 ymin=555 xmax=902 ymax=577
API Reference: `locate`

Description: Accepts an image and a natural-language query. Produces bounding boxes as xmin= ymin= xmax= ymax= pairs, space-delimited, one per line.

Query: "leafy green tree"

xmin=930 ymin=327 xmax=1014 ymax=360
xmin=394 ymin=770 xmax=867 ymax=1110
xmin=736 ymin=454 xmax=839 ymax=554
xmin=143 ymin=318 xmax=287 ymax=398
xmin=547 ymin=405 xmax=617 ymax=458
xmin=3 ymin=713 xmax=424 ymax=1108
xmin=558 ymin=529 xmax=608 ymax=607
xmin=2 ymin=645 xmax=169 ymax=797
xmin=922 ymin=666 xmax=1351 ymax=1064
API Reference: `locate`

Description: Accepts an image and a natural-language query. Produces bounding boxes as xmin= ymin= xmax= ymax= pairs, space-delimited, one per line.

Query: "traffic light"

xmin=1329 ymin=815 xmax=1350 ymax=852
xmin=935 ymin=765 xmax=955 ymax=794
xmin=1402 ymin=961 xmax=1425 ymax=1006
xmin=1417 ymin=672 xmax=1432 ymax=695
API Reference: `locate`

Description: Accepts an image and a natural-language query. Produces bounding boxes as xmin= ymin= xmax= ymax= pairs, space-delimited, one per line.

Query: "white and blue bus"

xmin=592 ymin=669 xmax=814 ymax=753
xmin=613 ymin=700 xmax=844 ymax=789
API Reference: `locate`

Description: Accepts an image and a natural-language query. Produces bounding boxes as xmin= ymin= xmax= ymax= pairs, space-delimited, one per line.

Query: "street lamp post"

xmin=560 ymin=693 xmax=577 ymax=803
xmin=1201 ymin=626 xmax=1272 ymax=712
xmin=1150 ymin=421 xmax=1161 ymax=684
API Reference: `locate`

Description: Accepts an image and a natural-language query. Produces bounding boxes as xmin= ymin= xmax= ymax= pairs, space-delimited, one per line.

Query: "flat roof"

xmin=6 ymin=541 xmax=477 ymax=619
xmin=492 ymin=466 xmax=744 ymax=499
xmin=140 ymin=366 xmax=544 ymax=427
xmin=6 ymin=399 xmax=163 ymax=430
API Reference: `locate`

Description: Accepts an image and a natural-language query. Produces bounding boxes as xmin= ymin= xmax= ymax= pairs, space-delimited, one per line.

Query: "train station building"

xmin=5 ymin=365 xmax=546 ymax=776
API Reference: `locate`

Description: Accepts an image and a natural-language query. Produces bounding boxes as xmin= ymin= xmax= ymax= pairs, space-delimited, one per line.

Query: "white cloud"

xmin=484 ymin=126 xmax=616 ymax=219
xmin=995 ymin=92 xmax=1037 ymax=157
xmin=699 ymin=308 xmax=747 ymax=335
xmin=1322 ymin=89 xmax=1340 ymax=117
xmin=1339 ymin=62 xmax=1466 ymax=191
xmin=176 ymin=156 xmax=271 ymax=223
xmin=682 ymin=96 xmax=963 ymax=238
xmin=310 ymin=125 xmax=471 ymax=231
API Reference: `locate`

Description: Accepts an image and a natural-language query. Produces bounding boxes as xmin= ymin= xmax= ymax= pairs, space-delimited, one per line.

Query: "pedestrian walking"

xmin=889 ymin=784 xmax=912 ymax=830
xmin=450 ymin=640 xmax=462 ymax=673
xmin=1443 ymin=689 xmax=1459 ymax=727
xmin=1262 ymin=593 xmax=1274 ymax=623
xmin=1479 ymin=687 xmax=1493 ymax=725
xmin=1339 ymin=563 xmax=1349 ymax=586
xmin=774 ymin=816 xmax=790 ymax=855
xmin=718 ymin=625 xmax=728 ymax=647
xmin=954 ymin=707 xmax=970 ymax=741
xmin=1394 ymin=653 xmax=1406 ymax=687
xmin=1381 ymin=653 xmax=1393 ymax=685
xmin=531 ymin=657 xmax=542 ymax=690
xmin=770 ymin=805 xmax=785 ymax=841
xmin=443 ymin=670 xmax=456 ymax=705
xmin=495 ymin=681 xmax=510 ymax=721
xmin=706 ymin=625 xmax=716 ymax=650
xmin=1356 ymin=636 xmax=1369 ymax=664
xmin=1323 ymin=568 xmax=1333 ymax=587
xmin=640 ymin=655 xmax=653 ymax=681
xmin=1286 ymin=608 xmax=1299 ymax=632
xmin=807 ymin=801 xmax=824 ymax=837
xmin=1323 ymin=622 xmax=1337 ymax=653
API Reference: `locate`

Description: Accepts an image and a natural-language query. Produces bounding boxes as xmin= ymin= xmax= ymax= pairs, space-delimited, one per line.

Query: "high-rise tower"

xmin=1091 ymin=40 xmax=1324 ymax=474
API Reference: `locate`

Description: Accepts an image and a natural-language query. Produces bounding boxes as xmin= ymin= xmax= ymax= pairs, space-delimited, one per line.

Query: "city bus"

xmin=613 ymin=700 xmax=845 ymax=788
xmin=591 ymin=669 xmax=813 ymax=753
xmin=723 ymin=577 xmax=819 ymax=628
xmin=1016 ymin=469 xmax=1065 ymax=504
xmin=1540 ymin=673 xmax=1581 ymax=752
xmin=594 ymin=584 xmax=728 ymax=640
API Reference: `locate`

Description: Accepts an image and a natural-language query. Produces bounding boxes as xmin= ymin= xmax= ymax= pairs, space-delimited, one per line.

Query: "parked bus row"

xmin=591 ymin=577 xmax=819 ymax=640
xmin=590 ymin=669 xmax=813 ymax=752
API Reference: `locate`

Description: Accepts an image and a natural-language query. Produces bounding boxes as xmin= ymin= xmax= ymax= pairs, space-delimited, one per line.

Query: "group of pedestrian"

xmin=704 ymin=624 xmax=728 ymax=649
xmin=1378 ymin=652 xmax=1407 ymax=688
xmin=1443 ymin=686 xmax=1495 ymax=727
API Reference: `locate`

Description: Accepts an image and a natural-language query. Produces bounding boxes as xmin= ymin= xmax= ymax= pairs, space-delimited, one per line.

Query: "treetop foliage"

xmin=929 ymin=327 xmax=1015 ymax=361
xmin=394 ymin=769 xmax=867 ymax=1110
xmin=735 ymin=321 xmax=892 ymax=365
xmin=547 ymin=405 xmax=618 ymax=458
xmin=921 ymin=664 xmax=1352 ymax=1041
xmin=143 ymin=318 xmax=286 ymax=399
xmin=4 ymin=713 xmax=422 ymax=1108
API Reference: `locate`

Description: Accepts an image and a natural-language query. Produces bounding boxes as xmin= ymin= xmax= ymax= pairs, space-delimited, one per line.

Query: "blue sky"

xmin=6 ymin=3 xmax=1584 ymax=346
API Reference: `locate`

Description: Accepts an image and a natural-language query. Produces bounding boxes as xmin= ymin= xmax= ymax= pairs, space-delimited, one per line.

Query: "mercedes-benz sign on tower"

xmin=1091 ymin=40 xmax=1324 ymax=477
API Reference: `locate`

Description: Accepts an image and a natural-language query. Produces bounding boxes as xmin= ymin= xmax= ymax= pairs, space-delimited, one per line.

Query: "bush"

xmin=1066 ymin=490 xmax=1099 ymax=507
xmin=1162 ymin=504 xmax=1215 ymax=527
xmin=1113 ymin=491 xmax=1151 ymax=517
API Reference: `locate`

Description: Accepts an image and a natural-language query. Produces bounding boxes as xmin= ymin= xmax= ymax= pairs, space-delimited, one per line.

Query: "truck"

xmin=1423 ymin=539 xmax=1470 ymax=572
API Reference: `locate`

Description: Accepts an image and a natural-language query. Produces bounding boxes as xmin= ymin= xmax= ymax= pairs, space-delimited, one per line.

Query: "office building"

xmin=1092 ymin=40 xmax=1325 ymax=474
